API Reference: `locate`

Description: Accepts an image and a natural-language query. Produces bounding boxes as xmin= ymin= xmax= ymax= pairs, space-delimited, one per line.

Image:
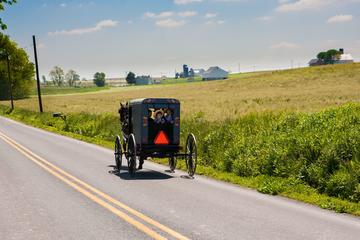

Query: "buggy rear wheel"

xmin=114 ymin=136 xmax=122 ymax=171
xmin=169 ymin=156 xmax=177 ymax=172
xmin=127 ymin=134 xmax=137 ymax=176
xmin=186 ymin=133 xmax=197 ymax=177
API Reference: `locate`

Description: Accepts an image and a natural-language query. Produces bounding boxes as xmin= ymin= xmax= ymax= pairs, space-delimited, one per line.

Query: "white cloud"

xmin=60 ymin=3 xmax=67 ymax=7
xmin=144 ymin=11 xmax=174 ymax=19
xmin=48 ymin=20 xmax=118 ymax=36
xmin=276 ymin=0 xmax=334 ymax=12
xmin=327 ymin=14 xmax=353 ymax=23
xmin=276 ymin=0 xmax=360 ymax=12
xmin=178 ymin=11 xmax=198 ymax=17
xmin=174 ymin=0 xmax=202 ymax=4
xmin=270 ymin=41 xmax=299 ymax=49
xmin=205 ymin=13 xmax=218 ymax=18
xmin=212 ymin=0 xmax=248 ymax=2
xmin=206 ymin=20 xmax=225 ymax=25
xmin=155 ymin=18 xmax=186 ymax=28
xmin=256 ymin=16 xmax=272 ymax=21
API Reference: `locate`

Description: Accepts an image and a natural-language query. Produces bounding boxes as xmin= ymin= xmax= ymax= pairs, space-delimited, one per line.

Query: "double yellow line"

xmin=0 ymin=131 xmax=189 ymax=240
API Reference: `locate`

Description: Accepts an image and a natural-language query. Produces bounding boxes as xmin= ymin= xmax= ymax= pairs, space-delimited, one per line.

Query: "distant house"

xmin=335 ymin=49 xmax=354 ymax=64
xmin=309 ymin=59 xmax=324 ymax=66
xmin=135 ymin=75 xmax=153 ymax=85
xmin=106 ymin=78 xmax=127 ymax=87
xmin=201 ymin=66 xmax=228 ymax=81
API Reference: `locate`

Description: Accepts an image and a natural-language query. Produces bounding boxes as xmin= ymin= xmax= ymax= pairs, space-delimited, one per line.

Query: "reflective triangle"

xmin=154 ymin=131 xmax=169 ymax=145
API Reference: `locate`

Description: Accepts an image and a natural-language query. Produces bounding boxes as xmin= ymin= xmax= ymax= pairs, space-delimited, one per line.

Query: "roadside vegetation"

xmin=1 ymin=103 xmax=359 ymax=215
xmin=1 ymin=63 xmax=359 ymax=215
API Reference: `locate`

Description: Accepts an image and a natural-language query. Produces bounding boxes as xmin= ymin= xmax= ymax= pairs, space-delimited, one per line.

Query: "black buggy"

xmin=114 ymin=98 xmax=197 ymax=177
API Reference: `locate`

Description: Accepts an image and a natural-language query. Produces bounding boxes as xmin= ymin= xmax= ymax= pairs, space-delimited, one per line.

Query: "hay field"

xmin=2 ymin=63 xmax=360 ymax=121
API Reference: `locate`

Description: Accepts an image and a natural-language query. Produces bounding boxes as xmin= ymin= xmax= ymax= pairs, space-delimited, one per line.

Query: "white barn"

xmin=201 ymin=66 xmax=228 ymax=81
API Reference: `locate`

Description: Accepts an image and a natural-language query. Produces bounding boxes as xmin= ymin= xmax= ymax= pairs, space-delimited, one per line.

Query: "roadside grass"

xmin=1 ymin=104 xmax=359 ymax=216
xmin=30 ymin=86 xmax=111 ymax=96
xmin=3 ymin=63 xmax=359 ymax=120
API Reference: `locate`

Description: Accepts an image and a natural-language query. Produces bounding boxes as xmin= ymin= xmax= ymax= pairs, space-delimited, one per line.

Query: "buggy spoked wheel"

xmin=127 ymin=134 xmax=137 ymax=176
xmin=186 ymin=133 xmax=197 ymax=177
xmin=114 ymin=136 xmax=122 ymax=172
xmin=169 ymin=156 xmax=177 ymax=172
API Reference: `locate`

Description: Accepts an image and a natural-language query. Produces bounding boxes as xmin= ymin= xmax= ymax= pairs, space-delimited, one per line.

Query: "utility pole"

xmin=6 ymin=54 xmax=14 ymax=110
xmin=32 ymin=35 xmax=43 ymax=113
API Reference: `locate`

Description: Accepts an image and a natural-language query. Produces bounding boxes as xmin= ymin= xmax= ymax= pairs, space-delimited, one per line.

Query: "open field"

xmin=30 ymin=85 xmax=111 ymax=96
xmin=2 ymin=63 xmax=360 ymax=121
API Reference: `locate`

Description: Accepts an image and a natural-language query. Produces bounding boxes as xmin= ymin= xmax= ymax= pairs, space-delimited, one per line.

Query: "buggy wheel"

xmin=186 ymin=133 xmax=197 ymax=177
xmin=127 ymin=134 xmax=137 ymax=176
xmin=114 ymin=136 xmax=122 ymax=171
xmin=169 ymin=156 xmax=177 ymax=172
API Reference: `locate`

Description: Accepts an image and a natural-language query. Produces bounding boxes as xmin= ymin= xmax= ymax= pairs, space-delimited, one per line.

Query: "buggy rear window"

xmin=148 ymin=107 xmax=174 ymax=124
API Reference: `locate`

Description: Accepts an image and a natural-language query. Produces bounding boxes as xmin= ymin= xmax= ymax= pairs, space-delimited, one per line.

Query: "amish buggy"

xmin=115 ymin=98 xmax=197 ymax=177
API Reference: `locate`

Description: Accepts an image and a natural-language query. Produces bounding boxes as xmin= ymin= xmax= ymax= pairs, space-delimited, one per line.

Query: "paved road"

xmin=0 ymin=116 xmax=359 ymax=240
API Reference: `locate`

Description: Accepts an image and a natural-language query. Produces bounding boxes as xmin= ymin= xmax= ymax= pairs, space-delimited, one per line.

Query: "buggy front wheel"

xmin=185 ymin=133 xmax=197 ymax=177
xmin=127 ymin=134 xmax=137 ymax=176
xmin=114 ymin=136 xmax=122 ymax=171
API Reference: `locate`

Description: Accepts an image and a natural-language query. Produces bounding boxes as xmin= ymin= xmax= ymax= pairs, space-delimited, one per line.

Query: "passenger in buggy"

xmin=164 ymin=109 xmax=173 ymax=124
xmin=154 ymin=109 xmax=165 ymax=124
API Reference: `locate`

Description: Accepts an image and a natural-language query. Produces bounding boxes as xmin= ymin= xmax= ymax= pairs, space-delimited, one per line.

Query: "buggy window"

xmin=148 ymin=107 xmax=174 ymax=144
xmin=148 ymin=108 xmax=174 ymax=124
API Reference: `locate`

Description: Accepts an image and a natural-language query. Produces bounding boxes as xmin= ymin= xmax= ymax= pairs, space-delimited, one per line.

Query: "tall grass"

xmin=1 ymin=103 xmax=359 ymax=203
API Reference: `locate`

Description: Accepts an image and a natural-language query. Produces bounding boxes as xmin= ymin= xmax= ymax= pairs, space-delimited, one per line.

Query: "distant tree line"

xmin=47 ymin=67 xmax=107 ymax=88
xmin=48 ymin=66 xmax=80 ymax=87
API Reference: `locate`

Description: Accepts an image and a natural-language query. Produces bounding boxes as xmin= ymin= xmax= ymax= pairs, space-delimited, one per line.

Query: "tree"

xmin=317 ymin=49 xmax=341 ymax=64
xmin=49 ymin=66 xmax=65 ymax=87
xmin=65 ymin=69 xmax=80 ymax=87
xmin=93 ymin=72 xmax=106 ymax=87
xmin=126 ymin=71 xmax=136 ymax=84
xmin=0 ymin=0 xmax=17 ymax=30
xmin=0 ymin=33 xmax=34 ymax=100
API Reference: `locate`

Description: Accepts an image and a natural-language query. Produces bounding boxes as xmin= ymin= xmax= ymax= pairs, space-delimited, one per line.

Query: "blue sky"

xmin=2 ymin=0 xmax=360 ymax=78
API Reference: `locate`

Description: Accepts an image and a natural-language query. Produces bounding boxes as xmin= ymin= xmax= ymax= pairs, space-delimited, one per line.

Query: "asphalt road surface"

xmin=1 ymin=116 xmax=360 ymax=240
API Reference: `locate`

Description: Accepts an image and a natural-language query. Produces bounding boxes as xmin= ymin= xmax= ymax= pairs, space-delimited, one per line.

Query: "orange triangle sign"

xmin=154 ymin=131 xmax=169 ymax=145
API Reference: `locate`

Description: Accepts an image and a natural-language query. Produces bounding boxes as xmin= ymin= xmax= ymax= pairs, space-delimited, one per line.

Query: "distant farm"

xmin=3 ymin=63 xmax=360 ymax=121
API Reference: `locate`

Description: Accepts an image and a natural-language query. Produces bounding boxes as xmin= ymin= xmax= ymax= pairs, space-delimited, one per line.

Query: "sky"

xmin=1 ymin=0 xmax=360 ymax=78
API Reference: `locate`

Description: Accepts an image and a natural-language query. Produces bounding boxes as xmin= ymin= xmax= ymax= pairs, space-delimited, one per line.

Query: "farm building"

xmin=309 ymin=59 xmax=324 ymax=66
xmin=135 ymin=75 xmax=154 ymax=85
xmin=201 ymin=66 xmax=228 ymax=81
xmin=106 ymin=78 xmax=127 ymax=87
xmin=335 ymin=49 xmax=354 ymax=64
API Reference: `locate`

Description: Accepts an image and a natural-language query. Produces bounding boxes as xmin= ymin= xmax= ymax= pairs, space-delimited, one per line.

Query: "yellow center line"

xmin=0 ymin=131 xmax=190 ymax=240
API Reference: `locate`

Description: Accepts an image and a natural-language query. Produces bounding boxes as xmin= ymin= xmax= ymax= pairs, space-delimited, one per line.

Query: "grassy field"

xmin=30 ymin=85 xmax=111 ymax=96
xmin=1 ymin=63 xmax=359 ymax=215
xmin=2 ymin=63 xmax=359 ymax=120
